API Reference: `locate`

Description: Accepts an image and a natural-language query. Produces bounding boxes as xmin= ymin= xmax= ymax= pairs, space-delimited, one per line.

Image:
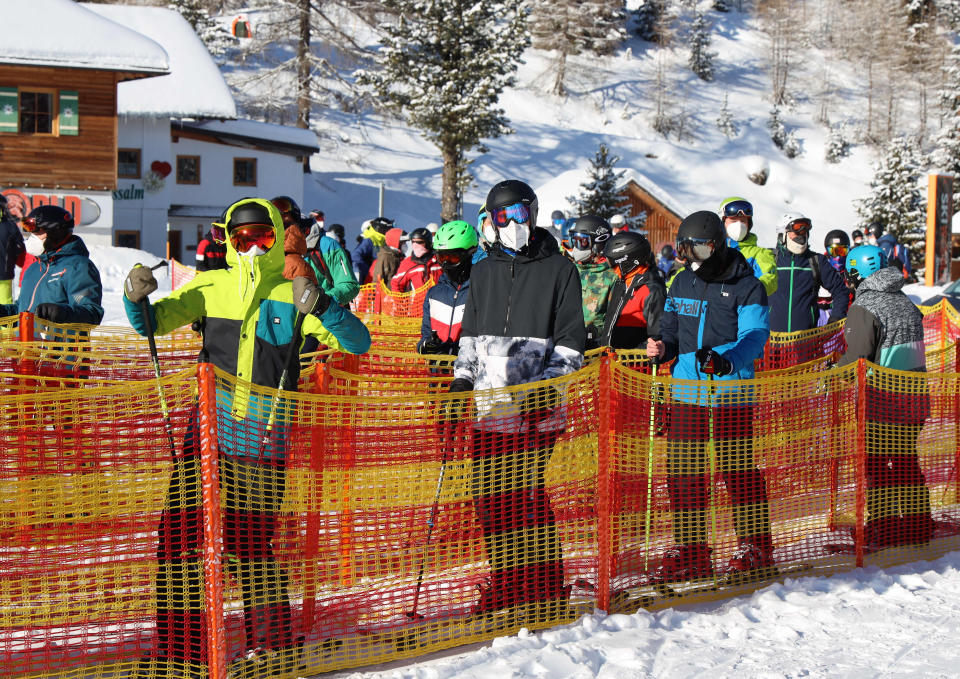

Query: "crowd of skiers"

xmin=0 ymin=187 xmax=934 ymax=675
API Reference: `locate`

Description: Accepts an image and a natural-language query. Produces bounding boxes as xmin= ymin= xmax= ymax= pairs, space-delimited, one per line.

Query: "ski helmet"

xmin=568 ymin=215 xmax=613 ymax=253
xmin=550 ymin=210 xmax=566 ymax=224
xmin=485 ymin=179 xmax=538 ymax=227
xmin=227 ymin=201 xmax=273 ymax=230
xmin=603 ymin=231 xmax=652 ymax=278
xmin=866 ymin=222 xmax=883 ymax=239
xmin=21 ymin=205 xmax=74 ymax=247
xmin=824 ymin=229 xmax=850 ymax=258
xmin=326 ymin=223 xmax=346 ymax=241
xmin=409 ymin=227 xmax=433 ymax=250
xmin=660 ymin=244 xmax=674 ymax=260
xmin=370 ymin=216 xmax=395 ymax=234
xmin=851 ymin=229 xmax=864 ymax=244
xmin=718 ymin=196 xmax=754 ymax=230
xmin=435 ymin=220 xmax=479 ymax=251
xmin=676 ymin=211 xmax=725 ymax=263
xmin=778 ymin=212 xmax=811 ymax=234
xmin=609 ymin=214 xmax=627 ymax=232
xmin=845 ymin=244 xmax=887 ymax=287
xmin=270 ymin=195 xmax=301 ymax=225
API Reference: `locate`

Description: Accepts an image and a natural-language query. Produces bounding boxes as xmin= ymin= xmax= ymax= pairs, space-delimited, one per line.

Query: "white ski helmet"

xmin=778 ymin=211 xmax=809 ymax=233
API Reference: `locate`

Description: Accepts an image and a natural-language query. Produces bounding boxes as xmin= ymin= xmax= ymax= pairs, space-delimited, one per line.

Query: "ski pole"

xmin=256 ymin=311 xmax=307 ymax=457
xmin=140 ymin=261 xmax=175 ymax=459
xmin=407 ymin=409 xmax=455 ymax=620
xmin=643 ymin=360 xmax=659 ymax=573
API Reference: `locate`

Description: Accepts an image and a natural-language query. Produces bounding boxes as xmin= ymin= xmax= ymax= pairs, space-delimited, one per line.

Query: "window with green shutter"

xmin=0 ymin=87 xmax=17 ymax=134
xmin=59 ymin=90 xmax=78 ymax=136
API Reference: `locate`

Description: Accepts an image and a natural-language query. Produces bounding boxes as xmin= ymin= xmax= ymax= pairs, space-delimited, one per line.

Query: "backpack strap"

xmin=806 ymin=251 xmax=822 ymax=291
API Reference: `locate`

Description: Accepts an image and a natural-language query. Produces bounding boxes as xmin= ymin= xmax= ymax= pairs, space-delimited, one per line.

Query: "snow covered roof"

xmin=178 ymin=119 xmax=319 ymax=154
xmin=1 ymin=0 xmax=169 ymax=77
xmin=619 ymin=168 xmax=689 ymax=218
xmin=83 ymin=4 xmax=236 ymax=120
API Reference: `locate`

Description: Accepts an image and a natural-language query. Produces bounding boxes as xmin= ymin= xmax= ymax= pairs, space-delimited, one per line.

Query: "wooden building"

xmin=618 ymin=174 xmax=685 ymax=250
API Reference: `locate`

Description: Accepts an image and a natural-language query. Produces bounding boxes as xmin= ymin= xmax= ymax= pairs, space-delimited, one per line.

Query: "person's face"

xmin=724 ymin=215 xmax=749 ymax=229
xmin=280 ymin=211 xmax=297 ymax=228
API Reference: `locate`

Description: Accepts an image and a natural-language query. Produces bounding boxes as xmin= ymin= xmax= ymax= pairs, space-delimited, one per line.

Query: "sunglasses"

xmin=786 ymin=219 xmax=812 ymax=235
xmin=489 ymin=203 xmax=531 ymax=228
xmin=230 ymin=224 xmax=276 ymax=253
xmin=411 ymin=239 xmax=427 ymax=246
xmin=722 ymin=200 xmax=753 ymax=218
xmin=677 ymin=237 xmax=716 ymax=262
xmin=827 ymin=243 xmax=848 ymax=257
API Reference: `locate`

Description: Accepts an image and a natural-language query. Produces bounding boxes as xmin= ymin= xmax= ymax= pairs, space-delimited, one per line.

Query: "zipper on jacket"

xmin=448 ymin=285 xmax=460 ymax=341
xmin=503 ymin=259 xmax=516 ymax=334
xmin=27 ymin=258 xmax=51 ymax=311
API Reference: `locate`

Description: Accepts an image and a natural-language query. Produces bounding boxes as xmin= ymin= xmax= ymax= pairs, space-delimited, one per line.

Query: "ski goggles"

xmin=489 ymin=203 xmax=532 ymax=228
xmin=230 ymin=224 xmax=276 ymax=253
xmin=271 ymin=197 xmax=296 ymax=214
xmin=19 ymin=217 xmax=41 ymax=233
xmin=826 ymin=242 xmax=848 ymax=258
xmin=568 ymin=232 xmax=593 ymax=250
xmin=676 ymin=237 xmax=716 ymax=262
xmin=437 ymin=250 xmax=468 ymax=266
xmin=785 ymin=218 xmax=812 ymax=235
xmin=722 ymin=200 xmax=753 ymax=218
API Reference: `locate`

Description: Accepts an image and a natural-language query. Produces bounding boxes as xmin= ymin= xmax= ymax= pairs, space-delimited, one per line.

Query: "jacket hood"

xmin=877 ymin=233 xmax=898 ymax=247
xmin=222 ymin=198 xmax=286 ymax=298
xmin=39 ymin=234 xmax=88 ymax=261
xmin=859 ymin=265 xmax=905 ymax=293
xmin=488 ymin=226 xmax=559 ymax=262
xmin=694 ymin=243 xmax=752 ymax=283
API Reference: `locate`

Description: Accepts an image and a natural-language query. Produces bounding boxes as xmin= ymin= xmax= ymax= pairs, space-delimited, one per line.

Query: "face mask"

xmin=242 ymin=244 xmax=268 ymax=258
xmin=866 ymin=235 xmax=878 ymax=246
xmin=571 ymin=247 xmax=592 ymax=263
xmin=497 ymin=222 xmax=530 ymax=252
xmin=725 ymin=221 xmax=748 ymax=242
xmin=690 ymin=261 xmax=701 ymax=271
xmin=305 ymin=223 xmax=322 ymax=250
xmin=25 ymin=234 xmax=45 ymax=257
xmin=411 ymin=243 xmax=428 ymax=259
xmin=441 ymin=256 xmax=471 ymax=285
xmin=786 ymin=235 xmax=807 ymax=255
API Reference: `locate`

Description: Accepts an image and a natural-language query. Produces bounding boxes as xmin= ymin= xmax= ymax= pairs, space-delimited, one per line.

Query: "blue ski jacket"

xmin=769 ymin=245 xmax=848 ymax=333
xmin=659 ymin=247 xmax=769 ymax=405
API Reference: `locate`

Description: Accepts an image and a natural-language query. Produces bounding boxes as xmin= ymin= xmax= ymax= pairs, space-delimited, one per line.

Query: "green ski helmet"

xmin=435 ymin=220 xmax=479 ymax=251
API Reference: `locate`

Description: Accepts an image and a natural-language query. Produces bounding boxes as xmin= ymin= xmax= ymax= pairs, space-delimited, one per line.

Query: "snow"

xmin=181 ymin=118 xmax=319 ymax=151
xmin=1 ymin=0 xmax=169 ymax=75
xmin=332 ymin=553 xmax=960 ymax=678
xmin=82 ymin=4 xmax=236 ymax=120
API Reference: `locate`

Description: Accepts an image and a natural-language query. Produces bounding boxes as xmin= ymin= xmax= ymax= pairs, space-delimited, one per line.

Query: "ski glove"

xmin=421 ymin=331 xmax=454 ymax=355
xmin=519 ymin=384 xmax=561 ymax=424
xmin=34 ymin=303 xmax=69 ymax=323
xmin=124 ymin=264 xmax=158 ymax=303
xmin=292 ymin=276 xmax=331 ymax=317
xmin=448 ymin=377 xmax=473 ymax=393
xmin=442 ymin=377 xmax=474 ymax=423
xmin=695 ymin=347 xmax=733 ymax=377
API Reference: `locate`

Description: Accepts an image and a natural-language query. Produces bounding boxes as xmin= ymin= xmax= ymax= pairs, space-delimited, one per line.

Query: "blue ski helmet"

xmin=845 ymin=244 xmax=887 ymax=287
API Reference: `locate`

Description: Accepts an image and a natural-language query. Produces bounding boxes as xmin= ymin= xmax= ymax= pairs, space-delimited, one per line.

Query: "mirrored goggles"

xmin=20 ymin=217 xmax=40 ymax=233
xmin=786 ymin=219 xmax=812 ymax=235
xmin=569 ymin=232 xmax=593 ymax=250
xmin=722 ymin=200 xmax=753 ymax=218
xmin=827 ymin=242 xmax=848 ymax=258
xmin=677 ymin=237 xmax=716 ymax=262
xmin=489 ymin=202 xmax=531 ymax=228
xmin=437 ymin=250 xmax=468 ymax=266
xmin=230 ymin=224 xmax=276 ymax=253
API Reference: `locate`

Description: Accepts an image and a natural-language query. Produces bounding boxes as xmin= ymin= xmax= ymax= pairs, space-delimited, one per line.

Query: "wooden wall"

xmin=620 ymin=181 xmax=683 ymax=250
xmin=0 ymin=65 xmax=119 ymax=191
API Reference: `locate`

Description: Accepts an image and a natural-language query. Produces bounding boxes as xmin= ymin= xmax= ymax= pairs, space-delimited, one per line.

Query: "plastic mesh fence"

xmin=171 ymin=260 xmax=197 ymax=290
xmin=350 ymin=281 xmax=434 ymax=317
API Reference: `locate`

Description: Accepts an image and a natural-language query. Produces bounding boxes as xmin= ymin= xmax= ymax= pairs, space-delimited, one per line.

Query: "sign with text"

xmin=925 ymin=175 xmax=954 ymax=287
xmin=1 ymin=188 xmax=102 ymax=226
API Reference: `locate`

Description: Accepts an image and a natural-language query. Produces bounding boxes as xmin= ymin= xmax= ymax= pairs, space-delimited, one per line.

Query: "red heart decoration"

xmin=150 ymin=161 xmax=173 ymax=178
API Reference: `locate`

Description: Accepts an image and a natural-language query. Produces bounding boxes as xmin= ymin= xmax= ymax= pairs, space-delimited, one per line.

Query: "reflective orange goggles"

xmin=230 ymin=224 xmax=277 ymax=253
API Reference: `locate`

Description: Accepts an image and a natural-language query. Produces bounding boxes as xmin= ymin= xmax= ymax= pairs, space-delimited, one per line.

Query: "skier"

xmin=371 ymin=227 xmax=405 ymax=286
xmin=769 ymin=212 xmax=849 ymax=333
xmin=122 ymin=198 xmax=370 ymax=677
xmin=0 ymin=205 xmax=103 ymax=326
xmin=303 ymin=219 xmax=360 ymax=306
xmin=646 ymin=210 xmax=774 ymax=583
xmin=352 ymin=216 xmax=395 ymax=283
xmin=872 ymin=223 xmax=915 ymax=282
xmin=598 ymin=231 xmax=666 ymax=349
xmin=718 ymin=196 xmax=777 ymax=295
xmin=449 ymin=179 xmax=584 ymax=623
xmin=609 ymin=213 xmax=629 ymax=234
xmin=838 ymin=245 xmax=932 ymax=547
xmin=391 ymin=226 xmax=442 ymax=292
xmin=0 ymin=193 xmax=25 ymax=305
xmin=194 ymin=209 xmax=229 ymax=272
xmin=565 ymin=215 xmax=617 ymax=349
xmin=851 ymin=229 xmax=864 ymax=247
xmin=657 ymin=244 xmax=675 ymax=280
xmin=823 ymin=229 xmax=850 ymax=273
xmin=418 ymin=220 xmax=477 ymax=355
xmin=270 ymin=195 xmax=316 ymax=282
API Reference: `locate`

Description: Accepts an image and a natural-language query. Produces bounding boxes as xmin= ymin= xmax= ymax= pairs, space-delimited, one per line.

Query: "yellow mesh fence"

xmin=350 ymin=280 xmax=435 ymax=317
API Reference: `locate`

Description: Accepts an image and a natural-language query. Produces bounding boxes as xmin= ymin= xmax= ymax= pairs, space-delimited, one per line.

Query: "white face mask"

xmin=571 ymin=247 xmax=592 ymax=263
xmin=786 ymin=235 xmax=807 ymax=255
xmin=242 ymin=244 xmax=268 ymax=258
xmin=25 ymin=234 xmax=45 ymax=257
xmin=496 ymin=222 xmax=530 ymax=252
xmin=866 ymin=235 xmax=878 ymax=246
xmin=725 ymin=221 xmax=749 ymax=242
xmin=305 ymin=223 xmax=322 ymax=250
xmin=690 ymin=261 xmax=701 ymax=271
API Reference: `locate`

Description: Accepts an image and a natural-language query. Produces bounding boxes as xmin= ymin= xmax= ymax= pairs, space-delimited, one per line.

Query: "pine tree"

xmin=856 ymin=137 xmax=926 ymax=262
xmin=930 ymin=112 xmax=960 ymax=213
xmin=767 ymin=105 xmax=787 ymax=148
xmin=567 ymin=143 xmax=631 ymax=222
xmin=359 ymin=0 xmax=529 ymax=221
xmin=168 ymin=0 xmax=235 ymax=58
xmin=688 ymin=10 xmax=715 ymax=81
xmin=530 ymin=0 xmax=626 ymax=95
xmin=824 ymin=123 xmax=849 ymax=163
xmin=634 ymin=0 xmax=666 ymax=42
xmin=716 ymin=93 xmax=738 ymax=138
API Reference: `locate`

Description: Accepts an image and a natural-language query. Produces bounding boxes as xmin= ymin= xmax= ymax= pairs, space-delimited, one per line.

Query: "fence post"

xmin=197 ymin=363 xmax=226 ymax=679
xmin=596 ymin=354 xmax=613 ymax=613
xmin=854 ymin=359 xmax=867 ymax=568
xmin=17 ymin=312 xmax=34 ymax=376
xmin=302 ymin=364 xmax=331 ymax=636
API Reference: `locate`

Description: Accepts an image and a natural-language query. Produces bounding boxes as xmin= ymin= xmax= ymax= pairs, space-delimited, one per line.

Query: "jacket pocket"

xmin=255 ymin=299 xmax=297 ymax=347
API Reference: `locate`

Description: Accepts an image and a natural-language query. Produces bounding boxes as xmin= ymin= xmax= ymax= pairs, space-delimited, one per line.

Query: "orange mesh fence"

xmin=759 ymin=321 xmax=846 ymax=371
xmin=350 ymin=280 xmax=434 ymax=317
xmin=171 ymin=259 xmax=198 ymax=290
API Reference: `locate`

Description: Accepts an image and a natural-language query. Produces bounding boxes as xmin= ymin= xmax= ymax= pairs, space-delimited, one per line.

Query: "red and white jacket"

xmin=418 ymin=274 xmax=469 ymax=353
xmin=391 ymin=253 xmax=442 ymax=292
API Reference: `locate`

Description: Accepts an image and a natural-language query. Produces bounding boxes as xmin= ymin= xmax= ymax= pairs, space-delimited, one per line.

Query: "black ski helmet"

xmin=370 ymin=216 xmax=395 ymax=234
xmin=866 ymin=222 xmax=883 ymax=239
xmin=675 ymin=211 xmax=725 ymax=263
xmin=603 ymin=231 xmax=653 ymax=277
xmin=270 ymin=195 xmax=301 ymax=224
xmin=409 ymin=227 xmax=433 ymax=249
xmin=551 ymin=209 xmax=565 ymax=222
xmin=485 ymin=179 xmax=538 ymax=225
xmin=569 ymin=214 xmax=612 ymax=252
xmin=24 ymin=205 xmax=74 ymax=247
xmin=227 ymin=201 xmax=273 ymax=231
xmin=823 ymin=229 xmax=850 ymax=250
xmin=659 ymin=244 xmax=674 ymax=260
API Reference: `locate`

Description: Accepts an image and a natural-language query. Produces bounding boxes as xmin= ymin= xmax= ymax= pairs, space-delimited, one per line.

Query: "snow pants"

xmin=666 ymin=403 xmax=773 ymax=550
xmin=470 ymin=426 xmax=564 ymax=610
xmin=153 ymin=414 xmax=293 ymax=667
xmin=865 ymin=421 xmax=933 ymax=546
